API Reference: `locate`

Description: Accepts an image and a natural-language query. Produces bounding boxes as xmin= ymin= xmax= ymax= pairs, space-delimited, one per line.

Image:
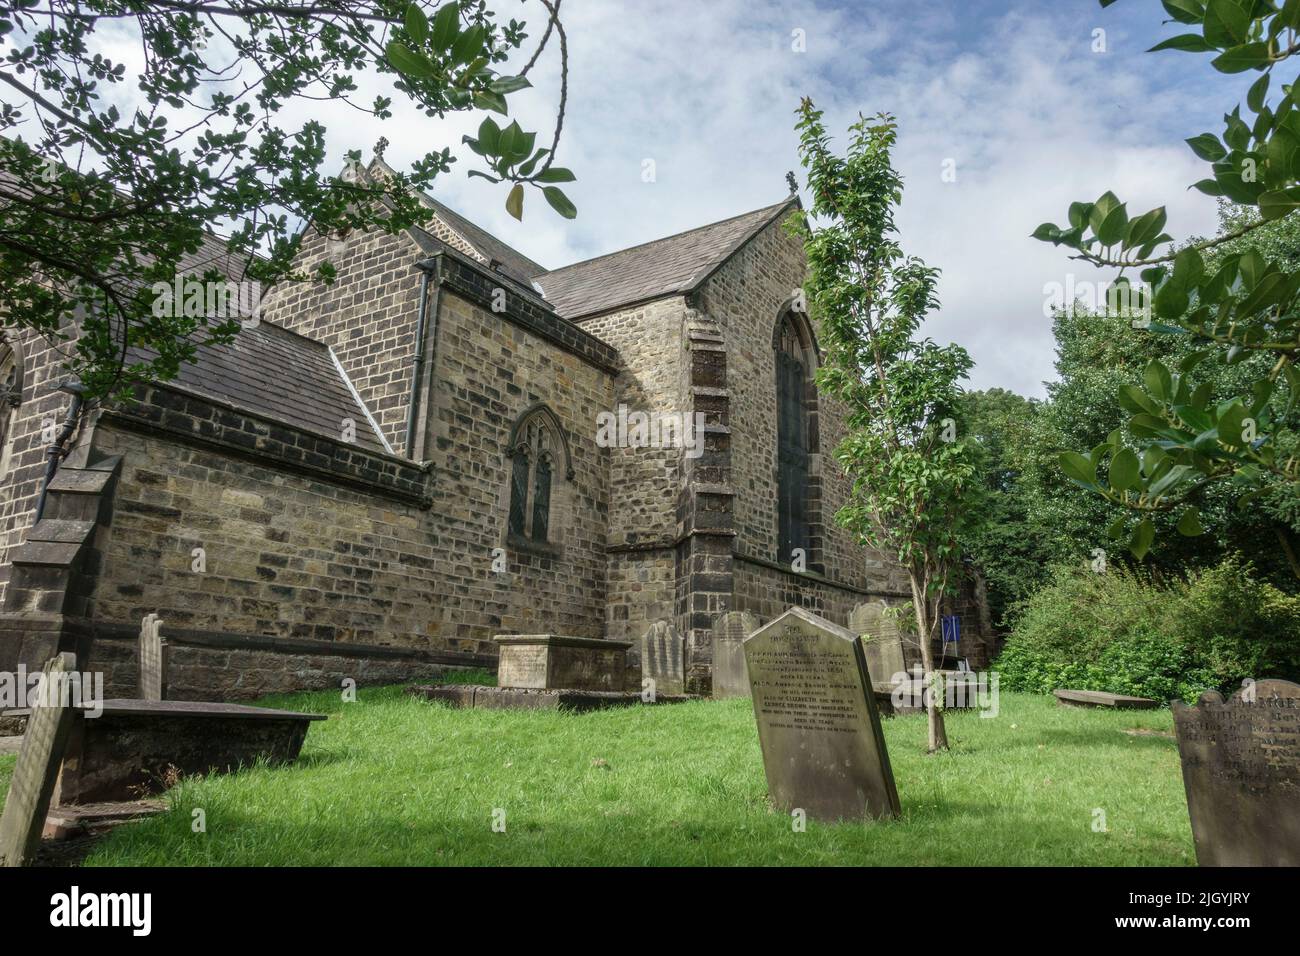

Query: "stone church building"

xmin=0 ymin=159 xmax=992 ymax=699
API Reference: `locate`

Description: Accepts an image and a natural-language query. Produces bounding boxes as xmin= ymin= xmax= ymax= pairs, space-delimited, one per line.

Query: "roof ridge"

xmin=540 ymin=197 xmax=793 ymax=278
xmin=368 ymin=156 xmax=548 ymax=278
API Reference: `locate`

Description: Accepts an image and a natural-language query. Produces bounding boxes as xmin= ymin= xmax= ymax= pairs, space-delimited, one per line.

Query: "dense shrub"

xmin=995 ymin=557 xmax=1300 ymax=703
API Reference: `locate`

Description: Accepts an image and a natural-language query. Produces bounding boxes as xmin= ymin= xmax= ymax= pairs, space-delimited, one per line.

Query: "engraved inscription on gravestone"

xmin=743 ymin=607 xmax=900 ymax=822
xmin=1173 ymin=679 xmax=1300 ymax=867
xmin=0 ymin=653 xmax=77 ymax=867
xmin=711 ymin=611 xmax=759 ymax=699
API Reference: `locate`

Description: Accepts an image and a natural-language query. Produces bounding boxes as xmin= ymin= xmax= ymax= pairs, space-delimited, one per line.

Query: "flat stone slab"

xmin=0 ymin=736 xmax=21 ymax=755
xmin=1054 ymin=689 xmax=1158 ymax=709
xmin=407 ymin=684 xmax=691 ymax=712
xmin=10 ymin=699 xmax=327 ymax=804
xmin=494 ymin=634 xmax=632 ymax=692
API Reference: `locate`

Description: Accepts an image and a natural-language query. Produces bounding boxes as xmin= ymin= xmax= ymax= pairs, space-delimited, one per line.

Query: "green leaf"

xmin=1162 ymin=0 xmax=1206 ymax=25
xmin=1211 ymin=42 xmax=1271 ymax=74
xmin=1186 ymin=133 xmax=1227 ymax=162
xmin=1176 ymin=506 xmax=1205 ymax=536
xmin=1154 ymin=280 xmax=1190 ymax=319
xmin=535 ymin=166 xmax=576 ymax=183
xmin=1248 ymin=72 xmax=1271 ymax=112
xmin=516 ymin=148 xmax=549 ymax=178
xmin=1203 ymin=0 xmax=1251 ymax=47
xmin=1129 ymin=519 xmax=1155 ymax=561
xmin=1060 ymin=451 xmax=1099 ymax=488
xmin=476 ymin=116 xmax=501 ymax=154
xmin=451 ymin=24 xmax=486 ymax=66
xmin=473 ymin=89 xmax=508 ymax=114
xmin=1259 ymin=186 xmax=1300 ymax=220
xmin=542 ymin=185 xmax=577 ymax=219
xmin=1150 ymin=33 xmax=1215 ymax=52
xmin=1108 ymin=447 xmax=1142 ymax=492
xmin=489 ymin=75 xmax=532 ymax=95
xmin=405 ymin=4 xmax=429 ymax=45
xmin=1171 ymin=245 xmax=1205 ymax=290
xmin=1119 ymin=384 xmax=1160 ymax=415
xmin=1126 ymin=207 xmax=1168 ymax=248
xmin=432 ymin=1 xmax=461 ymax=50
xmin=1096 ymin=203 xmax=1129 ymax=247
xmin=1105 ymin=515 xmax=1128 ymax=541
xmin=386 ymin=40 xmax=436 ymax=79
xmin=505 ymin=182 xmax=524 ymax=221
xmin=1144 ymin=360 xmax=1174 ymax=401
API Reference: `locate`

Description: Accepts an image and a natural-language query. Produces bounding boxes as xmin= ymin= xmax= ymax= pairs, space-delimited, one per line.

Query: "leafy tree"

xmin=1033 ymin=0 xmax=1300 ymax=561
xmin=791 ymin=102 xmax=979 ymax=753
xmin=0 ymin=0 xmax=574 ymax=400
xmin=958 ymin=387 xmax=1058 ymax=628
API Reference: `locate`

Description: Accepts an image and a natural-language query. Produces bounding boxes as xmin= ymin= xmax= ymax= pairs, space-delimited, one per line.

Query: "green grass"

xmin=4 ymin=678 xmax=1195 ymax=865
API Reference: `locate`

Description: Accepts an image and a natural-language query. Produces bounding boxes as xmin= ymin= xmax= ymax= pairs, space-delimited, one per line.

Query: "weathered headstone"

xmin=494 ymin=635 xmax=631 ymax=692
xmin=744 ymin=607 xmax=900 ymax=822
xmin=711 ymin=611 xmax=759 ymax=699
xmin=640 ymin=620 xmax=684 ymax=697
xmin=138 ymin=613 xmax=169 ymax=702
xmin=1173 ymin=679 xmax=1300 ymax=866
xmin=0 ymin=653 xmax=77 ymax=866
xmin=849 ymin=601 xmax=907 ymax=684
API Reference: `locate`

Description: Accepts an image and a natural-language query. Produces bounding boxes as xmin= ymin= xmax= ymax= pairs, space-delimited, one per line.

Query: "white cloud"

xmin=14 ymin=1 xmax=1244 ymax=398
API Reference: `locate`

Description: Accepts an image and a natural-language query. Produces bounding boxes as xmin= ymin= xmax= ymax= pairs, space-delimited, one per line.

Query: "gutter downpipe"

xmin=404 ymin=257 xmax=442 ymax=458
xmin=34 ymin=379 xmax=86 ymax=523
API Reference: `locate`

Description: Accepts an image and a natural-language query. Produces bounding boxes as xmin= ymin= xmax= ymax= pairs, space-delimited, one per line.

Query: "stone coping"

xmin=8 ymin=699 xmax=327 ymax=722
xmin=493 ymin=634 xmax=633 ymax=651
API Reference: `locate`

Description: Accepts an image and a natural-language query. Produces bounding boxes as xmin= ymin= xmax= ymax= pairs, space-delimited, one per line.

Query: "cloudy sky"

xmin=362 ymin=0 xmax=1247 ymax=398
xmin=25 ymin=0 xmax=1251 ymax=398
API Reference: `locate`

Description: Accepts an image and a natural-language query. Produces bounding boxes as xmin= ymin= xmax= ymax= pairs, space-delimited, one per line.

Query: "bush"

xmin=995 ymin=557 xmax=1300 ymax=703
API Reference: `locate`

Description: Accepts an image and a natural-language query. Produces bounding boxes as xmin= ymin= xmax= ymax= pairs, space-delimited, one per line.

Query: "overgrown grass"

xmin=4 ymin=679 xmax=1194 ymax=866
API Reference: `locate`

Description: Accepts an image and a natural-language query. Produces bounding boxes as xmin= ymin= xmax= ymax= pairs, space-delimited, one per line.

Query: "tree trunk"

xmin=910 ymin=569 xmax=949 ymax=753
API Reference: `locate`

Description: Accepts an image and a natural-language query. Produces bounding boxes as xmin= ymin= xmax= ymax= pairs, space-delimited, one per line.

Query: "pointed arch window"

xmin=773 ymin=308 xmax=822 ymax=571
xmin=506 ymin=405 xmax=572 ymax=547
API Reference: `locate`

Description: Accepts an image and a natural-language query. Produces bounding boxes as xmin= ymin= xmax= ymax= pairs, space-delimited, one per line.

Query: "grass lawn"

xmin=0 ymin=679 xmax=1195 ymax=866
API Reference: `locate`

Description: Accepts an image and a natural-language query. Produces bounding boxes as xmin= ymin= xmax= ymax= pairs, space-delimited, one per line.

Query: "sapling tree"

xmin=790 ymin=101 xmax=979 ymax=753
xmin=0 ymin=0 xmax=575 ymax=400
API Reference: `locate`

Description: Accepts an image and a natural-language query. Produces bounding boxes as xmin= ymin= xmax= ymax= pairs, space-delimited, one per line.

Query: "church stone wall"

xmin=419 ymin=286 xmax=614 ymax=640
xmin=82 ymin=277 xmax=616 ymax=676
xmin=0 ymin=324 xmax=85 ymax=607
xmin=260 ymin=225 xmax=425 ymax=456
xmin=697 ymin=211 xmax=908 ymax=633
xmin=578 ymin=298 xmax=689 ymax=645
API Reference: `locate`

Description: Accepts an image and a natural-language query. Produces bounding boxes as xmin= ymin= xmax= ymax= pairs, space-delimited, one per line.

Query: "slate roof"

xmin=128 ymin=321 xmax=390 ymax=455
xmin=532 ymin=198 xmax=797 ymax=320
xmin=121 ymin=245 xmax=390 ymax=455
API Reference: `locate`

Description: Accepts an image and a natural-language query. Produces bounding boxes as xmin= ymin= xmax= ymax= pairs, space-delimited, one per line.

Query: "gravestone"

xmin=849 ymin=601 xmax=907 ymax=684
xmin=640 ymin=620 xmax=684 ymax=697
xmin=744 ymin=607 xmax=900 ymax=822
xmin=1173 ymin=679 xmax=1300 ymax=866
xmin=711 ymin=611 xmax=759 ymax=699
xmin=0 ymin=653 xmax=77 ymax=866
xmin=138 ymin=613 xmax=169 ymax=702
